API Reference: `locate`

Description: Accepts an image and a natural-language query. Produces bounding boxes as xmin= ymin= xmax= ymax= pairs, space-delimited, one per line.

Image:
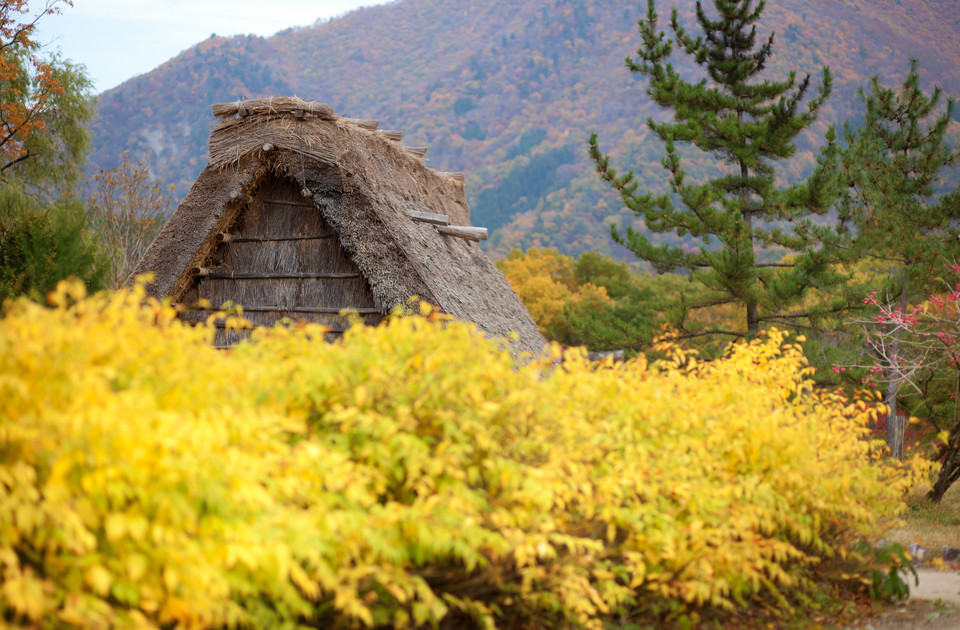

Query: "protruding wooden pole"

xmin=406 ymin=210 xmax=450 ymax=226
xmin=436 ymin=225 xmax=488 ymax=242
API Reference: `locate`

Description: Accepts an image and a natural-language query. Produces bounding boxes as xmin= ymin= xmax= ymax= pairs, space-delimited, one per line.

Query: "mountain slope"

xmin=88 ymin=0 xmax=960 ymax=259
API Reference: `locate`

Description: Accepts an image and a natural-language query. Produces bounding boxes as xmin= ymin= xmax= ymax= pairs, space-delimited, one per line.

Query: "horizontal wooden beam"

xmin=217 ymin=233 xmax=335 ymax=243
xmin=436 ymin=225 xmax=488 ymax=242
xmin=208 ymin=321 xmax=252 ymax=329
xmin=262 ymin=198 xmax=317 ymax=207
xmin=205 ymin=321 xmax=348 ymax=333
xmin=405 ymin=210 xmax=449 ymax=226
xmin=242 ymin=306 xmax=380 ymax=315
xmin=205 ymin=273 xmax=361 ymax=280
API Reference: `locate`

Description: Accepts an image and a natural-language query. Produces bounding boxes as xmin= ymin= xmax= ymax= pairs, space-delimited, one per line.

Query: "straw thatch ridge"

xmin=211 ymin=96 xmax=335 ymax=120
xmin=129 ymin=96 xmax=546 ymax=355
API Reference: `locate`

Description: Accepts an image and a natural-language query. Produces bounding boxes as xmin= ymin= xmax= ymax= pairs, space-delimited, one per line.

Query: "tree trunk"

xmin=929 ymin=451 xmax=960 ymax=503
xmin=885 ymin=374 xmax=904 ymax=460
xmin=739 ymin=153 xmax=759 ymax=336
xmin=928 ymin=375 xmax=960 ymax=503
xmin=746 ymin=302 xmax=759 ymax=337
xmin=884 ymin=290 xmax=910 ymax=460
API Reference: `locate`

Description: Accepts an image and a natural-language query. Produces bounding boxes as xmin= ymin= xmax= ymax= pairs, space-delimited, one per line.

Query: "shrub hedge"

xmin=0 ymin=281 xmax=930 ymax=628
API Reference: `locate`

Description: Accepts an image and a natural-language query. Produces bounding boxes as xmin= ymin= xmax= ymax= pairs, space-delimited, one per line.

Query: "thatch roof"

xmin=129 ymin=96 xmax=546 ymax=355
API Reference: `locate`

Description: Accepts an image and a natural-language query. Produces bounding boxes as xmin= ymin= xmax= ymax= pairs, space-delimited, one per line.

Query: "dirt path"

xmin=845 ymin=571 xmax=960 ymax=629
xmin=912 ymin=570 xmax=960 ymax=608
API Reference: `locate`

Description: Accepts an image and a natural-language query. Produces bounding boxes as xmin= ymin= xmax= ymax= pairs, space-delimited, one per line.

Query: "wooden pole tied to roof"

xmin=211 ymin=306 xmax=382 ymax=315
xmin=216 ymin=234 xmax=335 ymax=243
xmin=406 ymin=210 xmax=449 ymax=226
xmin=436 ymin=225 xmax=488 ymax=242
xmin=205 ymin=272 xmax=361 ymax=280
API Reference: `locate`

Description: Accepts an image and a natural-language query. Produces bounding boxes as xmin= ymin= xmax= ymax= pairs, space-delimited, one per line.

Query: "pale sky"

xmin=35 ymin=0 xmax=391 ymax=94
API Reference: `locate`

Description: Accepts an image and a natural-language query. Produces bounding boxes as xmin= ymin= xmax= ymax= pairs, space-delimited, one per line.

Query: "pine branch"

xmin=674 ymin=329 xmax=746 ymax=340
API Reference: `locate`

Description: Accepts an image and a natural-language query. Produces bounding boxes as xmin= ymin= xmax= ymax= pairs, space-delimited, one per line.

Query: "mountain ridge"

xmin=87 ymin=0 xmax=960 ymax=259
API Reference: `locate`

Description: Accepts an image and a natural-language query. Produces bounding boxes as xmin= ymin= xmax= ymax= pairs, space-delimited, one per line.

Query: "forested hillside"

xmin=88 ymin=0 xmax=960 ymax=259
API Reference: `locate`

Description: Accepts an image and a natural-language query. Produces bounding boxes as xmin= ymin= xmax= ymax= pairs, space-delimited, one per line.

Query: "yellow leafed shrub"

xmin=0 ymin=280 xmax=932 ymax=629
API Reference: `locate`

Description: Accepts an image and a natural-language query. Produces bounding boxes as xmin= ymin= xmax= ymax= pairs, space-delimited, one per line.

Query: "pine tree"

xmin=839 ymin=60 xmax=960 ymax=461
xmin=589 ymin=0 xmax=847 ymax=338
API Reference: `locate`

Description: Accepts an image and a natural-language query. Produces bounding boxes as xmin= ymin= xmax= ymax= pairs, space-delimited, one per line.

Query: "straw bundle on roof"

xmin=378 ymin=130 xmax=403 ymax=142
xmin=341 ymin=118 xmax=379 ymax=130
xmin=212 ymin=97 xmax=335 ymax=120
xmin=209 ymin=117 xmax=340 ymax=168
xmin=208 ymin=98 xmax=415 ymax=170
xmin=439 ymin=172 xmax=466 ymax=184
xmin=402 ymin=145 xmax=429 ymax=159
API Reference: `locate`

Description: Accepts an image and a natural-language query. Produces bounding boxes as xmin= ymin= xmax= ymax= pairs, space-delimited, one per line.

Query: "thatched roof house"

xmin=129 ymin=97 xmax=546 ymax=354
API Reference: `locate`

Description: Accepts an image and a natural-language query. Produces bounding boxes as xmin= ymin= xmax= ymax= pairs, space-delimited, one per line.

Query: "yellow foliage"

xmin=497 ymin=248 xmax=612 ymax=342
xmin=0 ymin=280 xmax=932 ymax=628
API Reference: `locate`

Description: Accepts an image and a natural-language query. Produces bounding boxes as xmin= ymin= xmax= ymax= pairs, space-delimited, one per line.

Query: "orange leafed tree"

xmin=0 ymin=0 xmax=92 ymax=191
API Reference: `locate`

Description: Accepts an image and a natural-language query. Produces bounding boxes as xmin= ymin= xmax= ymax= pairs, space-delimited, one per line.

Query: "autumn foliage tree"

xmin=845 ymin=272 xmax=960 ymax=502
xmin=87 ymin=152 xmax=171 ymax=288
xmin=499 ymin=249 xmax=747 ymax=354
xmin=497 ymin=248 xmax=613 ymax=346
xmin=0 ymin=0 xmax=92 ymax=192
xmin=0 ymin=1 xmax=105 ymax=301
